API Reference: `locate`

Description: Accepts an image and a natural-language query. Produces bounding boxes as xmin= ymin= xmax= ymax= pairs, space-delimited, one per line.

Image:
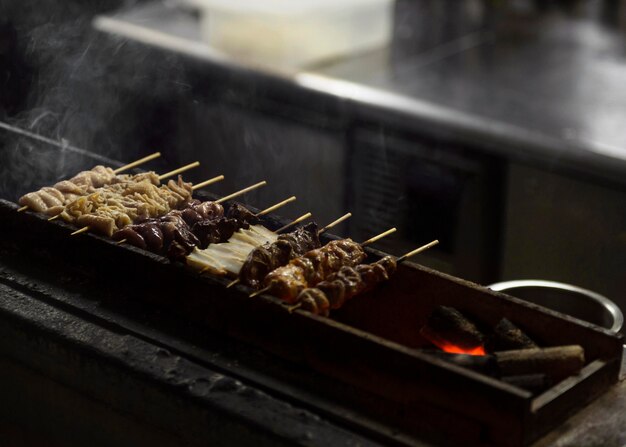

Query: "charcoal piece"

xmin=420 ymin=306 xmax=485 ymax=351
xmin=418 ymin=350 xmax=498 ymax=377
xmin=489 ymin=318 xmax=538 ymax=352
xmin=501 ymin=373 xmax=552 ymax=394
xmin=495 ymin=345 xmax=585 ymax=382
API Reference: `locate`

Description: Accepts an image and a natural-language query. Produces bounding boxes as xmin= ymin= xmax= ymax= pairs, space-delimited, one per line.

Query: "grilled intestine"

xmin=296 ymin=256 xmax=397 ymax=316
xmin=59 ymin=176 xmax=192 ymax=237
xmin=238 ymin=223 xmax=321 ymax=289
xmin=17 ymin=166 xmax=161 ymax=216
xmin=262 ymin=239 xmax=367 ymax=303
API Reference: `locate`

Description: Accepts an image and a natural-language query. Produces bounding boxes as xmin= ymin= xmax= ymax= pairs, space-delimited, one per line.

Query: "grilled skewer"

xmin=187 ymin=212 xmax=314 ymax=278
xmin=232 ymin=212 xmax=352 ymax=289
xmin=17 ymin=152 xmax=162 ymax=213
xmin=65 ymin=168 xmax=226 ymax=237
xmin=250 ymin=228 xmax=397 ymax=302
xmin=295 ymin=240 xmax=439 ymax=316
xmin=114 ymin=193 xmax=294 ymax=257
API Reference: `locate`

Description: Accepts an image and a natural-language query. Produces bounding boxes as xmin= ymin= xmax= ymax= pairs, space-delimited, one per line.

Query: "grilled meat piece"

xmin=226 ymin=203 xmax=259 ymax=226
xmin=263 ymin=239 xmax=367 ymax=303
xmin=239 ymin=223 xmax=320 ymax=289
xmin=191 ymin=217 xmax=241 ymax=249
xmin=18 ymin=167 xmax=161 ymax=216
xmin=298 ymin=256 xmax=397 ymax=315
xmin=61 ymin=176 xmax=192 ymax=236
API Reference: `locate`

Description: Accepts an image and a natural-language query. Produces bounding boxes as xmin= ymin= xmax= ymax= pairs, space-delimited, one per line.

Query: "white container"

xmin=185 ymin=0 xmax=395 ymax=68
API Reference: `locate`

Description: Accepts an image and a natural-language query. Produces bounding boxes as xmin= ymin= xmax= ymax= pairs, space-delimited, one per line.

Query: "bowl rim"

xmin=488 ymin=279 xmax=624 ymax=333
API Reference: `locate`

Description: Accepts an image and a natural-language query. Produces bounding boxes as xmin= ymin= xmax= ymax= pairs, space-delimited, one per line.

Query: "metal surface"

xmin=489 ymin=280 xmax=624 ymax=334
xmin=93 ymin=1 xmax=626 ymax=185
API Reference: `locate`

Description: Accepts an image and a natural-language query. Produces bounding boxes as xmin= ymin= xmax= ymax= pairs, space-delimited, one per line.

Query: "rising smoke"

xmin=0 ymin=0 xmax=191 ymax=199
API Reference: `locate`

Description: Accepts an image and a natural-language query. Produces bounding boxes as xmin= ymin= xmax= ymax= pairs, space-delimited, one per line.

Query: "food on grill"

xmin=60 ymin=176 xmax=193 ymax=236
xmin=18 ymin=166 xmax=119 ymax=214
xmin=113 ymin=199 xmax=224 ymax=251
xmin=261 ymin=239 xmax=367 ymax=303
xmin=239 ymin=222 xmax=321 ymax=288
xmin=186 ymin=224 xmax=279 ymax=276
xmin=113 ymin=200 xmax=260 ymax=260
xmin=297 ymin=256 xmax=397 ymax=316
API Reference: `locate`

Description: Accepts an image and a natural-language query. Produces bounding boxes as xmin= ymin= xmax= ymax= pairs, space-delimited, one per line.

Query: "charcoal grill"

xmin=0 ymin=192 xmax=622 ymax=447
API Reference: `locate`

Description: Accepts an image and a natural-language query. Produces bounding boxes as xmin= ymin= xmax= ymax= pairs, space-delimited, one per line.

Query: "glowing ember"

xmin=439 ymin=343 xmax=486 ymax=356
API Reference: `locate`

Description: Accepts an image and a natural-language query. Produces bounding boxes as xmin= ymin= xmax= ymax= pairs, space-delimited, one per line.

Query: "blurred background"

xmin=1 ymin=0 xmax=625 ymax=315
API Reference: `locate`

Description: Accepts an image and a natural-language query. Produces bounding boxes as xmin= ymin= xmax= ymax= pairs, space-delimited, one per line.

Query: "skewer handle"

xmin=361 ymin=227 xmax=397 ymax=247
xmin=113 ymin=152 xmax=161 ymax=174
xmin=256 ymin=196 xmax=296 ymax=217
xmin=158 ymin=161 xmax=200 ymax=180
xmin=192 ymin=175 xmax=225 ymax=191
xmin=318 ymin=212 xmax=352 ymax=235
xmin=276 ymin=212 xmax=312 ymax=233
xmin=396 ymin=240 xmax=439 ymax=263
xmin=215 ymin=181 xmax=267 ymax=204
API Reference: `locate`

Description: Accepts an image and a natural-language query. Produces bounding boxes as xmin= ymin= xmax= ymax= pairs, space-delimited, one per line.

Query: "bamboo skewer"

xmin=255 ymin=196 xmax=296 ymax=217
xmin=113 ymin=152 xmax=161 ymax=174
xmin=317 ymin=212 xmax=351 ymax=236
xmin=70 ymin=226 xmax=90 ymax=236
xmin=215 ymin=181 xmax=267 ymax=204
xmin=361 ymin=227 xmax=397 ymax=246
xmin=396 ymin=240 xmax=439 ymax=263
xmin=249 ymin=227 xmax=397 ymax=298
xmin=191 ymin=175 xmax=225 ymax=191
xmin=275 ymin=212 xmax=312 ymax=233
xmin=17 ymin=152 xmax=163 ymax=213
xmin=158 ymin=161 xmax=200 ymax=180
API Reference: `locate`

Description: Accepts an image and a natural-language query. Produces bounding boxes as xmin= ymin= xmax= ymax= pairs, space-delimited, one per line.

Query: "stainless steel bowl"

xmin=488 ymin=280 xmax=623 ymax=333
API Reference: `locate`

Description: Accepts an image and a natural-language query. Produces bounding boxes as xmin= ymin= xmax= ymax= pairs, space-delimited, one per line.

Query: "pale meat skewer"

xmin=67 ymin=171 xmax=228 ymax=237
xmin=17 ymin=152 xmax=162 ymax=212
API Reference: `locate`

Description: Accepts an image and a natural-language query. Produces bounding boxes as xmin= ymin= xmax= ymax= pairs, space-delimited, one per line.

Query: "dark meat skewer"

xmin=294 ymin=240 xmax=439 ymax=315
xmin=298 ymin=256 xmax=397 ymax=316
xmin=238 ymin=222 xmax=322 ymax=289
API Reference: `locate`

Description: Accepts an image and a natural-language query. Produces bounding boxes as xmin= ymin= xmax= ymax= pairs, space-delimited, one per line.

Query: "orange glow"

xmin=439 ymin=343 xmax=486 ymax=356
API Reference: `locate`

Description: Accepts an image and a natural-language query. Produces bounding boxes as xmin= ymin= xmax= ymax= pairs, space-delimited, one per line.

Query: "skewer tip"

xmin=226 ymin=278 xmax=240 ymax=288
xmin=250 ymin=286 xmax=270 ymax=298
xmin=17 ymin=206 xmax=29 ymax=212
xmin=70 ymin=226 xmax=90 ymax=236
